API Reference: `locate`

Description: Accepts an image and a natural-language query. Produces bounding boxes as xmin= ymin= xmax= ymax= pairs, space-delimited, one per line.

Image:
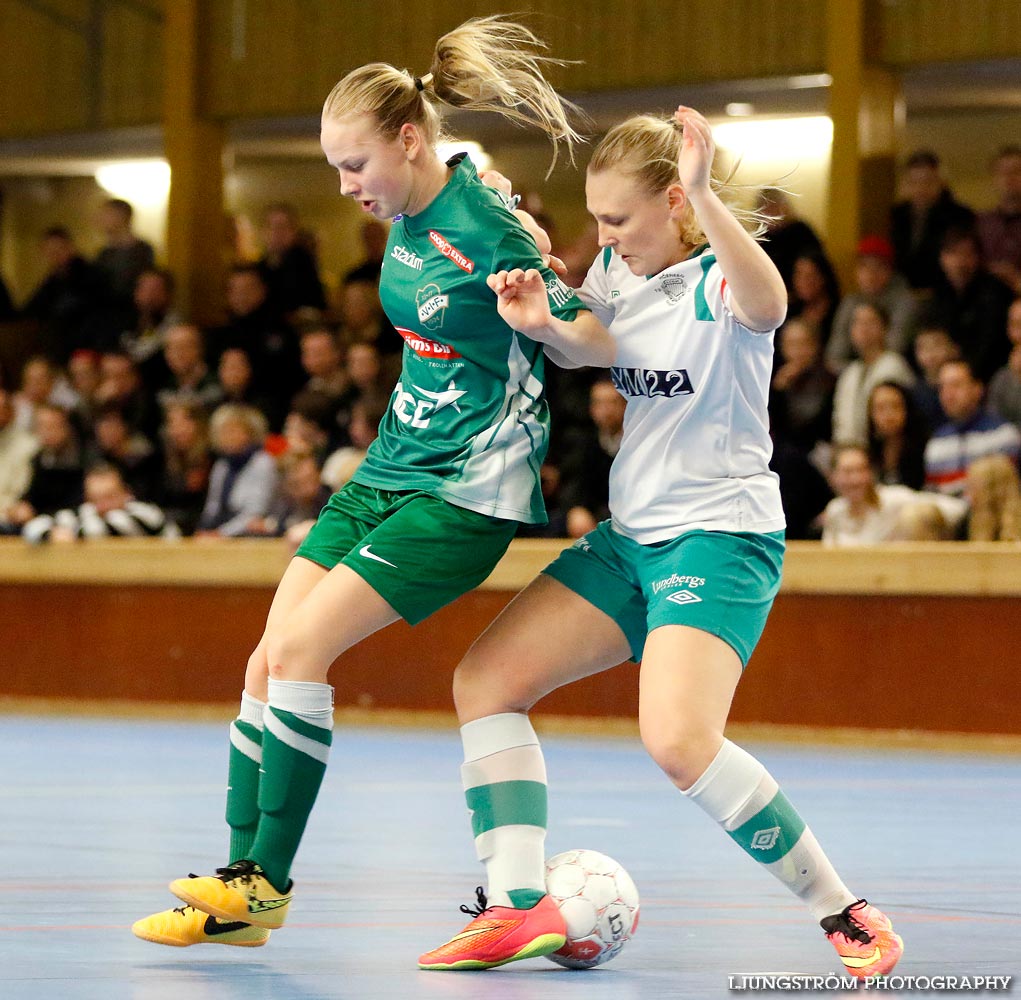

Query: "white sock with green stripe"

xmin=461 ymin=713 xmax=548 ymax=909
xmin=682 ymin=739 xmax=858 ymax=921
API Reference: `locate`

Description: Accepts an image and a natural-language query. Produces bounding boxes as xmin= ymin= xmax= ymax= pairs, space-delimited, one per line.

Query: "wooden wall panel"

xmin=731 ymin=595 xmax=1019 ymax=734
xmin=6 ymin=2 xmax=1021 ymax=141
xmin=0 ymin=0 xmax=162 ymax=138
xmin=2 ymin=583 xmax=1017 ymax=735
xmin=881 ymin=0 xmax=1021 ymax=66
xmin=198 ymin=0 xmax=826 ymax=121
xmin=100 ymin=1 xmax=163 ymax=128
xmin=0 ymin=2 xmax=90 ymax=136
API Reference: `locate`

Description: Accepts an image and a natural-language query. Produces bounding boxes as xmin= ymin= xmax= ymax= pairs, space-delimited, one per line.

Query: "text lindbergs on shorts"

xmin=652 ymin=574 xmax=705 ymax=595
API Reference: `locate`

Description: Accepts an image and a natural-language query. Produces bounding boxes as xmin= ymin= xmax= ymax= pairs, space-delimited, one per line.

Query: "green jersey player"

xmin=132 ymin=15 xmax=612 ymax=950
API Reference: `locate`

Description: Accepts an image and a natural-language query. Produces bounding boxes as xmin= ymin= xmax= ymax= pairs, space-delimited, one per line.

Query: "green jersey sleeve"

xmin=490 ymin=226 xmax=586 ymax=326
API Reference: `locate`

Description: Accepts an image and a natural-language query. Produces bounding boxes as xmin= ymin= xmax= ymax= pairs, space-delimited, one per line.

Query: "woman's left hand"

xmin=674 ymin=105 xmax=715 ymax=193
xmin=487 ymin=268 xmax=554 ymax=337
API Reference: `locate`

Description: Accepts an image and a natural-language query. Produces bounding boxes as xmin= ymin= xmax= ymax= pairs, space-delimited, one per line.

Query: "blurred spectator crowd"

xmin=3 ymin=145 xmax=1021 ymax=548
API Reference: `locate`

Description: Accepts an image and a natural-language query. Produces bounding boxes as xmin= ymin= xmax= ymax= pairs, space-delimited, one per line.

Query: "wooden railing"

xmin=2 ymin=539 xmax=1019 ymax=734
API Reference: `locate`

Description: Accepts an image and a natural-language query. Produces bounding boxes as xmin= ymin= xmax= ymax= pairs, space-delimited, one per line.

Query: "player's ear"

xmin=399 ymin=123 xmax=423 ymax=159
xmin=666 ymin=184 xmax=687 ymax=219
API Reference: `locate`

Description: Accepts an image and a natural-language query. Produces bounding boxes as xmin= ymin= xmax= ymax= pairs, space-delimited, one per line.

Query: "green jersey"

xmin=354 ymin=153 xmax=585 ymax=524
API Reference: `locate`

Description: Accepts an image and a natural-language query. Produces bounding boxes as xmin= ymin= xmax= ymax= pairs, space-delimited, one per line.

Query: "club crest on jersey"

xmin=545 ymin=275 xmax=575 ymax=309
xmin=611 ymin=366 xmax=694 ymax=398
xmin=428 ymin=230 xmax=474 ymax=273
xmin=656 ymin=274 xmax=688 ymax=303
xmin=416 ymin=283 xmax=449 ymax=330
xmin=395 ymin=327 xmax=461 ymax=359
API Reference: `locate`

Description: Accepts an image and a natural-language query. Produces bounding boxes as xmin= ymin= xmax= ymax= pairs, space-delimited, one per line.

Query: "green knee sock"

xmin=226 ymin=692 xmax=265 ymax=863
xmin=250 ymin=680 xmax=333 ymax=892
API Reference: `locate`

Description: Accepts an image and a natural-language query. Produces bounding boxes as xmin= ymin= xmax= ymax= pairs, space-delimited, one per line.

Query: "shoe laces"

xmin=214 ymin=859 xmax=259 ymax=886
xmin=459 ymin=886 xmax=491 ymax=919
xmin=821 ymin=898 xmax=873 ymax=945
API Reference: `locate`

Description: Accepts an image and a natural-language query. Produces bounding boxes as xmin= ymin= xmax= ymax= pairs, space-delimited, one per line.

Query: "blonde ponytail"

xmin=589 ymin=115 xmax=770 ymax=244
xmin=427 ymin=16 xmax=583 ymax=170
xmin=323 ymin=16 xmax=583 ymax=173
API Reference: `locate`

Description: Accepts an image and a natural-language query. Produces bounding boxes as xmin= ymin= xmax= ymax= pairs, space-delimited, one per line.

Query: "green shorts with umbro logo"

xmin=543 ymin=521 xmax=785 ymax=666
xmin=295 ymin=480 xmax=519 ymax=625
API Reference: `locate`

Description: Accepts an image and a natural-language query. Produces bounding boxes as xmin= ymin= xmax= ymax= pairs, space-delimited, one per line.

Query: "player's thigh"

xmin=245 ymin=556 xmax=329 ymax=699
xmin=266 ymin=563 xmax=401 ymax=683
xmin=637 ymin=624 xmax=742 ymax=789
xmin=454 ymin=573 xmax=633 ymax=722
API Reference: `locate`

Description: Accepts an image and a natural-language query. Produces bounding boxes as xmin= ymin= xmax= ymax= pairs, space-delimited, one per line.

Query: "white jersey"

xmin=577 ymin=245 xmax=785 ymax=543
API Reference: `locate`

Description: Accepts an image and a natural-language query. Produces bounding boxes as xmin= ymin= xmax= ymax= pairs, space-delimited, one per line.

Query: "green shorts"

xmin=543 ymin=522 xmax=785 ymax=666
xmin=295 ymin=481 xmax=518 ymax=625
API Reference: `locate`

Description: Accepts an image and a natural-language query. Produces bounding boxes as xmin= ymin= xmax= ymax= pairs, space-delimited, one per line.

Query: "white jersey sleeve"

xmin=696 ymin=255 xmax=727 ymax=323
xmin=697 ymin=255 xmax=771 ymax=335
xmin=576 ymin=248 xmax=617 ymax=328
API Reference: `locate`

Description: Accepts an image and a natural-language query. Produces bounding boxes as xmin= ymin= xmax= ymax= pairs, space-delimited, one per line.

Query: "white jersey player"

xmin=422 ymin=106 xmax=903 ymax=981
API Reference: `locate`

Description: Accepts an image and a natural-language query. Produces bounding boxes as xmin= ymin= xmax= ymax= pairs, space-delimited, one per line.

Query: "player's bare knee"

xmin=642 ymin=727 xmax=722 ymax=790
xmin=453 ymin=656 xmax=534 ymax=721
xmin=265 ymin=628 xmax=326 ymax=683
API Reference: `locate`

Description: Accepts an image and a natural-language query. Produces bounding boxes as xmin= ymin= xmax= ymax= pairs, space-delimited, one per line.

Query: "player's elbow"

xmin=742 ymin=298 xmax=787 ymax=334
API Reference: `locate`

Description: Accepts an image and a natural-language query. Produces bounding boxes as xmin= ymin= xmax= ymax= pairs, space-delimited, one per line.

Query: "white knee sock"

xmin=682 ymin=740 xmax=857 ymax=921
xmin=460 ymin=713 xmax=548 ymax=909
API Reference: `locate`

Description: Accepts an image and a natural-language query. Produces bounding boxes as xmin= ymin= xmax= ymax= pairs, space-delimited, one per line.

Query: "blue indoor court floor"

xmin=1 ymin=713 xmax=1018 ymax=999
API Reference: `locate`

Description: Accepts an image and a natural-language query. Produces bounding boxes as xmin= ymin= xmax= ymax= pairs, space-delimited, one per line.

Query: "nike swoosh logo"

xmin=841 ymin=946 xmax=882 ymax=968
xmin=203 ymin=915 xmax=253 ymax=935
xmin=248 ymin=897 xmax=290 ymax=912
xmin=359 ymin=544 xmax=397 ymax=568
xmin=449 ymin=923 xmax=501 ymax=943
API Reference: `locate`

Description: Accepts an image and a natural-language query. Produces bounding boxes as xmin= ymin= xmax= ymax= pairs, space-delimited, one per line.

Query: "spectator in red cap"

xmin=825 ymin=234 xmax=919 ymax=372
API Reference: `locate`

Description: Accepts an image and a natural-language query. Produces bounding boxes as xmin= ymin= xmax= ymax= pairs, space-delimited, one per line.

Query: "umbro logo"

xmin=750 ymin=826 xmax=781 ymax=851
xmin=665 ymin=590 xmax=702 ymax=606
